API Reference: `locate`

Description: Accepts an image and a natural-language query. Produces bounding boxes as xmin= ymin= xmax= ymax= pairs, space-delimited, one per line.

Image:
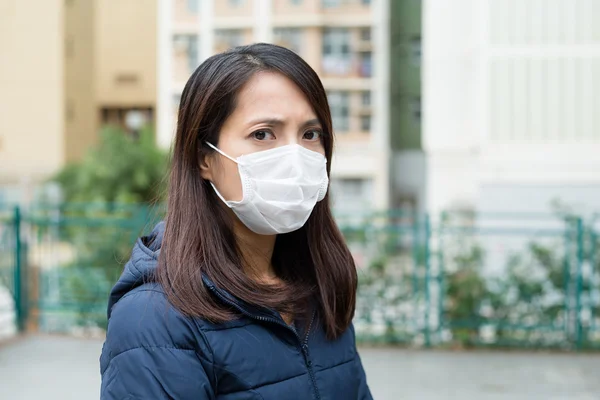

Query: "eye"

xmin=303 ymin=129 xmax=322 ymax=141
xmin=251 ymin=130 xmax=275 ymax=141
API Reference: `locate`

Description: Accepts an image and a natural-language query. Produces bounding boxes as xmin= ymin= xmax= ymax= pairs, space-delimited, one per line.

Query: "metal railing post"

xmin=13 ymin=206 xmax=23 ymax=332
xmin=575 ymin=217 xmax=584 ymax=349
xmin=424 ymin=213 xmax=431 ymax=348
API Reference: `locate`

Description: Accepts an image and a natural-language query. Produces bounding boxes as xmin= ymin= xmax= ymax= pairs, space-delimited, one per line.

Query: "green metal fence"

xmin=587 ymin=214 xmax=600 ymax=347
xmin=0 ymin=204 xmax=598 ymax=350
xmin=339 ymin=210 xmax=600 ymax=349
xmin=434 ymin=213 xmax=581 ymax=349
xmin=0 ymin=203 xmax=163 ymax=336
xmin=0 ymin=206 xmax=19 ymax=338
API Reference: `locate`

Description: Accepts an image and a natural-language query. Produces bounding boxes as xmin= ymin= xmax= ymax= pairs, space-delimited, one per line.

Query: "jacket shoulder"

xmin=101 ymin=284 xmax=213 ymax=372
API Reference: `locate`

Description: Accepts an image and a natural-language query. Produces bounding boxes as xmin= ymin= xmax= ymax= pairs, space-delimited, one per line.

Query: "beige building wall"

xmin=0 ymin=0 xmax=158 ymax=194
xmin=273 ymin=0 xmax=320 ymax=14
xmin=64 ymin=0 xmax=96 ymax=163
xmin=272 ymin=0 xmax=372 ymax=26
xmin=302 ymin=27 xmax=322 ymax=74
xmin=0 ymin=0 xmax=65 ymax=184
xmin=274 ymin=0 xmax=368 ymax=15
xmin=173 ymin=0 xmax=199 ymax=26
xmin=215 ymin=0 xmax=254 ymax=18
xmin=95 ymin=0 xmax=157 ymax=107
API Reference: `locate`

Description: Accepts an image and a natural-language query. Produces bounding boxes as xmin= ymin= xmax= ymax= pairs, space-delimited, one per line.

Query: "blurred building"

xmin=158 ymin=0 xmax=392 ymax=211
xmin=423 ymin=0 xmax=600 ymax=216
xmin=0 ymin=0 xmax=157 ymax=203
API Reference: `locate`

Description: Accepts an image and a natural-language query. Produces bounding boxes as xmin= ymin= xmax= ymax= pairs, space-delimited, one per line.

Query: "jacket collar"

xmin=201 ymin=274 xmax=286 ymax=323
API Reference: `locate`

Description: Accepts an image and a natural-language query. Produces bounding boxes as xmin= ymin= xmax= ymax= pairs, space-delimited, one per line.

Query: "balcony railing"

xmin=322 ymin=55 xmax=372 ymax=77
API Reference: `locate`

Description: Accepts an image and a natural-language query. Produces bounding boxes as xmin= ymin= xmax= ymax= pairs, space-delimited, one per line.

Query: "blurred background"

xmin=1 ymin=0 xmax=600 ymax=399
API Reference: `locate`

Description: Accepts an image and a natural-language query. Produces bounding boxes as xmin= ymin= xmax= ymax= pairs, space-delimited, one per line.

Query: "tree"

xmin=54 ymin=125 xmax=168 ymax=204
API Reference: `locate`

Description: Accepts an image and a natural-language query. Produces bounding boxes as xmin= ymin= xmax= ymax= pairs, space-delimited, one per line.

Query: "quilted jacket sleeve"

xmin=100 ymin=288 xmax=215 ymax=399
xmin=354 ymin=351 xmax=373 ymax=400
xmin=351 ymin=324 xmax=373 ymax=400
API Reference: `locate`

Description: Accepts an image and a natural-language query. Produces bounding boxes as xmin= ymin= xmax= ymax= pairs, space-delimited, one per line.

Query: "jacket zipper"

xmin=206 ymin=284 xmax=321 ymax=400
xmin=301 ymin=310 xmax=320 ymax=400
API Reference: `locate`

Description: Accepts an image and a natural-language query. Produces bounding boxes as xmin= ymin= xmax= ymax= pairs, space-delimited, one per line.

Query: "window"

xmin=339 ymin=179 xmax=363 ymax=197
xmin=273 ymin=28 xmax=302 ymax=55
xmin=322 ymin=0 xmax=341 ymax=7
xmin=360 ymin=28 xmax=371 ymax=42
xmin=361 ymin=0 xmax=371 ymax=4
xmin=173 ymin=94 xmax=182 ymax=110
xmin=173 ymin=94 xmax=182 ymax=119
xmin=65 ymin=36 xmax=75 ymax=58
xmin=115 ymin=73 xmax=139 ymax=84
xmin=330 ymin=178 xmax=373 ymax=211
xmin=101 ymin=107 xmax=154 ymax=132
xmin=215 ymin=29 xmax=244 ymax=52
xmin=358 ymin=51 xmax=372 ymax=77
xmin=361 ymin=91 xmax=371 ymax=107
xmin=66 ymin=100 xmax=75 ymax=122
xmin=322 ymin=28 xmax=352 ymax=75
xmin=410 ymin=97 xmax=421 ymax=123
xmin=187 ymin=0 xmax=199 ymax=13
xmin=360 ymin=115 xmax=371 ymax=132
xmin=173 ymin=34 xmax=199 ymax=73
xmin=327 ymin=91 xmax=350 ymax=132
xmin=410 ymin=36 xmax=421 ymax=66
xmin=229 ymin=0 xmax=244 ymax=6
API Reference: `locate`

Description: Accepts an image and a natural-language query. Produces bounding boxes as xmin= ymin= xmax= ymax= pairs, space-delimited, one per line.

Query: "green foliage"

xmin=488 ymin=241 xmax=567 ymax=346
xmin=352 ymin=223 xmax=417 ymax=344
xmin=444 ymin=241 xmax=488 ymax=347
xmin=53 ymin=126 xmax=168 ymax=204
xmin=493 ymin=218 xmax=600 ymax=348
xmin=355 ymin=253 xmax=415 ymax=345
xmin=439 ymin=208 xmax=600 ymax=349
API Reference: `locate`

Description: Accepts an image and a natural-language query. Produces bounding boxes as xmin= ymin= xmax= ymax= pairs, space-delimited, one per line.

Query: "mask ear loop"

xmin=205 ymin=142 xmax=239 ymax=164
xmin=209 ymin=181 xmax=234 ymax=206
xmin=204 ymin=142 xmax=248 ymax=205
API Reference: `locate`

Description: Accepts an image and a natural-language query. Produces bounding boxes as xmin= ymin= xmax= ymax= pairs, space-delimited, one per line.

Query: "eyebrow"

xmin=300 ymin=118 xmax=322 ymax=130
xmin=247 ymin=117 xmax=322 ymax=129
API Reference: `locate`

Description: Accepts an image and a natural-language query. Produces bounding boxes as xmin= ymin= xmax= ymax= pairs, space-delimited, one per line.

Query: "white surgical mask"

xmin=206 ymin=142 xmax=329 ymax=235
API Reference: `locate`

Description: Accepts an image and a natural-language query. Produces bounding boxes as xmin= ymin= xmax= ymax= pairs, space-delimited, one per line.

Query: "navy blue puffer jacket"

xmin=100 ymin=222 xmax=373 ymax=399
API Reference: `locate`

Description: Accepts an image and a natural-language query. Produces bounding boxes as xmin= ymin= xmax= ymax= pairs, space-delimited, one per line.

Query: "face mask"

xmin=205 ymin=142 xmax=329 ymax=235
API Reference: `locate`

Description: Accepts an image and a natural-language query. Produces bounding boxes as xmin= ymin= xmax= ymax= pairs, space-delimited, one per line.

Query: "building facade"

xmin=423 ymin=0 xmax=600 ymax=216
xmin=0 ymin=0 xmax=157 ymax=203
xmin=157 ymin=0 xmax=391 ymax=211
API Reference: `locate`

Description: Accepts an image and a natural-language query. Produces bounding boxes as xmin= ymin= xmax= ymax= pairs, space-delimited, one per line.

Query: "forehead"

xmin=233 ymin=71 xmax=316 ymax=119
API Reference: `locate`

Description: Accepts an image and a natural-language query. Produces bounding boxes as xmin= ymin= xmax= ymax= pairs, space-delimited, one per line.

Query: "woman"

xmin=100 ymin=43 xmax=372 ymax=399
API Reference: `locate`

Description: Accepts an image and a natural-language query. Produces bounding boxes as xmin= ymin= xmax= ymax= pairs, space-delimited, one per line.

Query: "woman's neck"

xmin=232 ymin=218 xmax=278 ymax=283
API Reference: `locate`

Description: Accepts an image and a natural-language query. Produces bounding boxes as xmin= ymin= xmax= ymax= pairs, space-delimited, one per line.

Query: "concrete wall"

xmin=423 ymin=0 xmax=600 ymax=215
xmin=391 ymin=150 xmax=427 ymax=214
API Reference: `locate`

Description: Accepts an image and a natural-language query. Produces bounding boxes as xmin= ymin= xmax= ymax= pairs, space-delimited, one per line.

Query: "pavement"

xmin=1 ymin=335 xmax=599 ymax=399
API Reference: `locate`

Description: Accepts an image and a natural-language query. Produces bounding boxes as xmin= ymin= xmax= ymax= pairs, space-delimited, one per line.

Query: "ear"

xmin=199 ymin=151 xmax=214 ymax=182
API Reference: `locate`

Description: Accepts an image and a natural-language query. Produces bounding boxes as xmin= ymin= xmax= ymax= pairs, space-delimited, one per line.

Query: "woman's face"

xmin=201 ymin=71 xmax=325 ymax=202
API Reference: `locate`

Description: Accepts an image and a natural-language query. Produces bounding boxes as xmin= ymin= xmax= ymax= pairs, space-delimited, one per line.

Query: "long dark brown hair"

xmin=157 ymin=43 xmax=357 ymax=339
